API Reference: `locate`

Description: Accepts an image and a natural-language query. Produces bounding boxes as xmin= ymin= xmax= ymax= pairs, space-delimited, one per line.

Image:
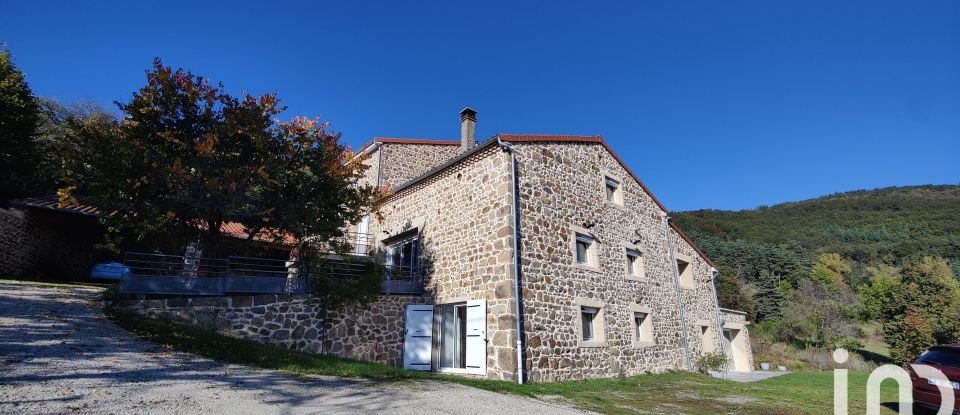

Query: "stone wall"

xmin=510 ymin=141 xmax=727 ymax=381
xmin=324 ymin=295 xmax=429 ymax=366
xmin=670 ymin=226 xmax=726 ymax=363
xmin=121 ymin=293 xmax=428 ymax=365
xmin=0 ymin=208 xmax=41 ymax=277
xmin=122 ymin=294 xmax=328 ymax=352
xmin=0 ymin=207 xmax=101 ymax=279
xmin=372 ymin=144 xmax=519 ymax=380
xmin=377 ymin=143 xmax=461 ymax=190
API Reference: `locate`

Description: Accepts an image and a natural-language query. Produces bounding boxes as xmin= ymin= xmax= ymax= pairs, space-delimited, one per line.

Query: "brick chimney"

xmin=459 ymin=107 xmax=477 ymax=152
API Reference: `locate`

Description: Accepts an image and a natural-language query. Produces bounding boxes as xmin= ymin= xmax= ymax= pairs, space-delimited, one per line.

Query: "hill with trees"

xmin=674 ymin=185 xmax=960 ymax=368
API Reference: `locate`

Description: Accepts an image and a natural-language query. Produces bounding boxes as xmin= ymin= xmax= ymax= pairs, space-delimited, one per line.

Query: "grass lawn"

xmin=107 ymin=308 xmax=904 ymax=414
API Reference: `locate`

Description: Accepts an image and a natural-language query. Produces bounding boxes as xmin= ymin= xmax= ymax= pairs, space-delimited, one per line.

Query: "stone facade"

xmin=369 ymin=144 xmax=520 ymax=380
xmin=360 ymin=140 xmax=461 ymax=190
xmin=351 ymin=134 xmax=753 ymax=381
xmin=122 ymin=294 xmax=328 ymax=352
xmin=324 ymin=295 xmax=429 ymax=366
xmin=510 ymin=141 xmax=729 ymax=381
xmin=119 ymin=133 xmax=753 ymax=383
xmin=0 ymin=207 xmax=102 ymax=279
xmin=0 ymin=208 xmax=41 ymax=277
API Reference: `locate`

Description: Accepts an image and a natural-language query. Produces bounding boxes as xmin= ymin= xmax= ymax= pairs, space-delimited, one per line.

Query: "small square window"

xmin=581 ymin=306 xmax=598 ymax=341
xmin=626 ymin=249 xmax=644 ymax=278
xmin=575 ymin=233 xmax=594 ymax=266
xmin=605 ymin=176 xmax=623 ymax=206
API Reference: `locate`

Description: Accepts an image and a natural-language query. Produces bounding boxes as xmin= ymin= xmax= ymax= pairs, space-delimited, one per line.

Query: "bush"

xmin=696 ymin=352 xmax=729 ymax=373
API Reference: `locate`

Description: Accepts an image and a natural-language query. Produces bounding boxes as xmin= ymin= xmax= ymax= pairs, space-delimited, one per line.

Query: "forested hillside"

xmin=673 ymin=185 xmax=960 ymax=368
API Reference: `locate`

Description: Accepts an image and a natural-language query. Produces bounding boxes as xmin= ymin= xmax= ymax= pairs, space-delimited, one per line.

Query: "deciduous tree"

xmin=60 ymin=59 xmax=378 ymax=256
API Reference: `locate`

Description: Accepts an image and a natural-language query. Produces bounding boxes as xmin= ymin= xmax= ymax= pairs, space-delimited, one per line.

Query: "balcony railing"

xmin=117 ymin=247 xmax=426 ymax=296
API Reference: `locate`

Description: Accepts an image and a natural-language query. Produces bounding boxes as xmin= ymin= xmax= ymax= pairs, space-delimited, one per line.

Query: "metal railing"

xmin=119 ymin=252 xmax=308 ymax=296
xmin=118 ymin=249 xmax=427 ymax=296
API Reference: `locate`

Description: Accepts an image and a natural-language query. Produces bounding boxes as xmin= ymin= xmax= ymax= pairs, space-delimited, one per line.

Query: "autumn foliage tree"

xmin=61 ymin=59 xmax=378 ymax=256
xmin=883 ymin=257 xmax=960 ymax=365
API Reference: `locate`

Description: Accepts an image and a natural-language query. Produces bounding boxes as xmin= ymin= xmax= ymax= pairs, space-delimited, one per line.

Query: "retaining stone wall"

xmin=120 ymin=294 xmax=428 ymax=365
xmin=0 ymin=208 xmax=41 ymax=277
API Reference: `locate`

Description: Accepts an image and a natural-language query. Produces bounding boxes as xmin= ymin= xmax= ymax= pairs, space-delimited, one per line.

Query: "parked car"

xmin=89 ymin=261 xmax=130 ymax=281
xmin=911 ymin=344 xmax=960 ymax=413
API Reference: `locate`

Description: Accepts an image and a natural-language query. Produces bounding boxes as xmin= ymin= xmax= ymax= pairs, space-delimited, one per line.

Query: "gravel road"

xmin=0 ymin=281 xmax=584 ymax=414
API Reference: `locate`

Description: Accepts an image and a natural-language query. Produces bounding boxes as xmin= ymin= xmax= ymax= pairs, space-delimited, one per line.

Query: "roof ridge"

xmin=374 ymin=137 xmax=460 ymax=145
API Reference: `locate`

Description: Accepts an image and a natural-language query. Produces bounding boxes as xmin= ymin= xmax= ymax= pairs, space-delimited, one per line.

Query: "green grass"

xmin=107 ymin=308 xmax=903 ymax=414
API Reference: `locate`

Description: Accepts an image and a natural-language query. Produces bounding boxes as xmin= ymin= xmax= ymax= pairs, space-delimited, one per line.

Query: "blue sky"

xmin=3 ymin=1 xmax=958 ymax=211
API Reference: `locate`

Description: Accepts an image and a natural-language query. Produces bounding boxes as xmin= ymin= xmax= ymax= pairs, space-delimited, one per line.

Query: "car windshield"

xmin=915 ymin=350 xmax=960 ymax=368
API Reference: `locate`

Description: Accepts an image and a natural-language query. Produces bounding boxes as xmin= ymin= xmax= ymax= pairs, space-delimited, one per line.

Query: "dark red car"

xmin=911 ymin=345 xmax=960 ymax=413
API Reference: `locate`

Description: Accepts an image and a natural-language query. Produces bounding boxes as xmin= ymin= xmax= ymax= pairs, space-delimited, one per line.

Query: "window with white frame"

xmin=625 ymin=248 xmax=644 ymax=278
xmin=605 ymin=176 xmax=623 ymax=206
xmin=574 ymin=233 xmax=595 ymax=266
xmin=581 ymin=306 xmax=599 ymax=341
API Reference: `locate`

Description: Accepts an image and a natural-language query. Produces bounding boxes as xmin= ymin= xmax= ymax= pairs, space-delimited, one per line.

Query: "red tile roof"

xmin=11 ymin=196 xmax=104 ymax=216
xmin=12 ymin=196 xmax=295 ymax=246
xmin=374 ymin=137 xmax=461 ymax=145
xmin=216 ymin=222 xmax=296 ymax=246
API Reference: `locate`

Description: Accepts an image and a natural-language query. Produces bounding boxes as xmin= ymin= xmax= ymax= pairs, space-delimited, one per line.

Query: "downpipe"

xmin=710 ymin=267 xmax=728 ymax=375
xmin=498 ymin=137 xmax=526 ymax=384
xmin=665 ymin=216 xmax=693 ymax=372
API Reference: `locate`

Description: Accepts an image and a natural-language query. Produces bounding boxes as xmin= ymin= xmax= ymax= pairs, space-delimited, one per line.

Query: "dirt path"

xmin=0 ymin=281 xmax=584 ymax=414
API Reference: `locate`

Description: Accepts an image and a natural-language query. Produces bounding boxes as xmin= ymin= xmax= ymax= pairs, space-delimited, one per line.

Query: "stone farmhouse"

xmin=342 ymin=108 xmax=754 ymax=382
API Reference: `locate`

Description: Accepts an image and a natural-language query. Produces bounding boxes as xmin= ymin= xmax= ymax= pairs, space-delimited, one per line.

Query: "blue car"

xmin=89 ymin=262 xmax=130 ymax=281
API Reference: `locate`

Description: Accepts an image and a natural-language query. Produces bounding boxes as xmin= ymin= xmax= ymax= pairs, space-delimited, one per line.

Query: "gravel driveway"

xmin=0 ymin=281 xmax=585 ymax=414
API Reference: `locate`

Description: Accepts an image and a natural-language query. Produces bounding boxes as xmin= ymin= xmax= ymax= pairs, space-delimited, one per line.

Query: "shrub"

xmin=696 ymin=352 xmax=729 ymax=373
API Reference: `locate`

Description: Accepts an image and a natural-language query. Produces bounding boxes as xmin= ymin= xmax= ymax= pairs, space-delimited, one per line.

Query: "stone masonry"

xmin=121 ymin=293 xmax=429 ymax=365
xmin=122 ymin=294 xmax=328 ymax=352
xmin=360 ymin=140 xmax=461 ymax=190
xmin=0 ymin=208 xmax=41 ymax=277
xmin=369 ymin=144 xmax=519 ymax=380
xmin=118 ymin=131 xmax=753 ymax=382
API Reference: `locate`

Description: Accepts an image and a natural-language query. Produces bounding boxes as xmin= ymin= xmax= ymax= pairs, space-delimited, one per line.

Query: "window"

xmin=581 ymin=306 xmax=599 ymax=341
xmin=631 ymin=304 xmax=654 ymax=347
xmin=625 ymin=248 xmax=644 ymax=279
xmin=700 ymin=324 xmax=716 ymax=353
xmin=386 ymin=234 xmax=419 ymax=277
xmin=604 ymin=176 xmax=624 ymax=206
xmin=574 ymin=233 xmax=595 ymax=266
xmin=915 ymin=349 xmax=960 ymax=368
xmin=576 ymin=298 xmax=606 ymax=347
xmin=633 ymin=312 xmax=648 ymax=341
xmin=676 ymin=254 xmax=694 ymax=288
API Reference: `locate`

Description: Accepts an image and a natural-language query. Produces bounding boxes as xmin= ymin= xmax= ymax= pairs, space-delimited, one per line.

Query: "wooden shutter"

xmin=403 ymin=304 xmax=434 ymax=371
xmin=465 ymin=299 xmax=487 ymax=375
